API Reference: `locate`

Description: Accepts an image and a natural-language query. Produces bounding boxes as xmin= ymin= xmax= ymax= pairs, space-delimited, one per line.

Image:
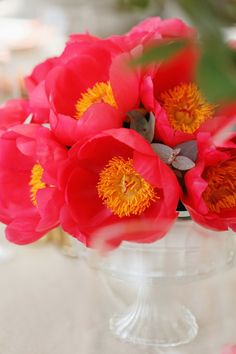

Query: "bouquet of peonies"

xmin=0 ymin=17 xmax=235 ymax=250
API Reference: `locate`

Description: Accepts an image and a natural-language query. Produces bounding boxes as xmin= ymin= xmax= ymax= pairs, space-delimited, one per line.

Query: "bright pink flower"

xmin=183 ymin=132 xmax=236 ymax=231
xmin=0 ymin=99 xmax=29 ymax=136
xmin=60 ymin=128 xmax=179 ymax=250
xmin=152 ymin=47 xmax=236 ymax=147
xmin=25 ymin=35 xmax=121 ymax=127
xmin=152 ymin=45 xmax=208 ymax=147
xmin=46 ymin=42 xmax=140 ymax=146
xmin=222 ymin=346 xmax=236 ymax=354
xmin=0 ymin=124 xmax=67 ymax=244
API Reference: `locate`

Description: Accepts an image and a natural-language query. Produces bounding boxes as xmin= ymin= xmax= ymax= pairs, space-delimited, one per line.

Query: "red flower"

xmin=152 ymin=46 xmax=236 ymax=147
xmin=183 ymin=132 xmax=236 ymax=231
xmin=60 ymin=128 xmax=179 ymax=250
xmin=0 ymin=99 xmax=29 ymax=136
xmin=45 ymin=42 xmax=140 ymax=146
xmin=152 ymin=44 xmax=209 ymax=147
xmin=0 ymin=124 xmax=67 ymax=244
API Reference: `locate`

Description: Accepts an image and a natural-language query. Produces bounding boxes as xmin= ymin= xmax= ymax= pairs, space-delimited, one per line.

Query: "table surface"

xmin=0 ymin=223 xmax=236 ymax=354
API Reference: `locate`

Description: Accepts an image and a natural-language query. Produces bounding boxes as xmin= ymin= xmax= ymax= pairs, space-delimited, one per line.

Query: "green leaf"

xmin=178 ymin=0 xmax=221 ymax=35
xmin=197 ymin=41 xmax=236 ymax=102
xmin=132 ymin=40 xmax=187 ymax=66
xmin=179 ymin=0 xmax=236 ymax=28
xmin=208 ymin=0 xmax=236 ymax=25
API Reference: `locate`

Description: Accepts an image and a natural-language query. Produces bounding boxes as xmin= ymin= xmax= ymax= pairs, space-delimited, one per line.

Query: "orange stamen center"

xmin=29 ymin=163 xmax=46 ymax=206
xmin=75 ymin=81 xmax=117 ymax=119
xmin=160 ymin=83 xmax=216 ymax=134
xmin=97 ymin=157 xmax=158 ymax=217
xmin=203 ymin=157 xmax=236 ymax=213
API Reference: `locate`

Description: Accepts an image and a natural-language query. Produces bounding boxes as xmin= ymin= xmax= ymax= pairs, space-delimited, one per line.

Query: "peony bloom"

xmin=0 ymin=99 xmax=29 ymax=136
xmin=183 ymin=132 xmax=236 ymax=231
xmin=45 ymin=41 xmax=140 ymax=146
xmin=152 ymin=41 xmax=236 ymax=147
xmin=151 ymin=43 xmax=215 ymax=147
xmin=60 ymin=128 xmax=179 ymax=250
xmin=0 ymin=124 xmax=67 ymax=244
xmin=24 ymin=35 xmax=116 ymax=125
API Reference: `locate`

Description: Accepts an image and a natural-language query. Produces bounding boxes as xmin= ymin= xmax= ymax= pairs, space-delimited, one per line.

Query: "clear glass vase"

xmin=87 ymin=218 xmax=235 ymax=348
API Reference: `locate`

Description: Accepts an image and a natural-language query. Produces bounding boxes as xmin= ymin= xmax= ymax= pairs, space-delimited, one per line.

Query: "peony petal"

xmin=66 ymin=166 xmax=114 ymax=228
xmin=6 ymin=215 xmax=48 ymax=244
xmin=154 ymin=103 xmax=196 ymax=146
xmin=36 ymin=188 xmax=62 ymax=231
xmin=0 ymin=99 xmax=29 ymax=129
xmin=110 ymin=53 xmax=140 ymax=114
xmin=29 ymin=81 xmax=50 ymax=123
xmin=153 ymin=46 xmax=199 ymax=98
xmin=25 ymin=57 xmax=57 ymax=92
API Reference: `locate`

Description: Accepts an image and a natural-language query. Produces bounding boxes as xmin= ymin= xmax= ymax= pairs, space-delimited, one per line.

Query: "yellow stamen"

xmin=29 ymin=163 xmax=46 ymax=206
xmin=203 ymin=157 xmax=236 ymax=213
xmin=75 ymin=81 xmax=117 ymax=119
xmin=160 ymin=83 xmax=216 ymax=134
xmin=97 ymin=157 xmax=158 ymax=217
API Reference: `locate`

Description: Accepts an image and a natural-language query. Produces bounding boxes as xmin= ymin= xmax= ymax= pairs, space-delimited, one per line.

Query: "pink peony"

xmin=0 ymin=124 xmax=68 ymax=244
xmin=45 ymin=42 xmax=140 ymax=146
xmin=183 ymin=132 xmax=236 ymax=231
xmin=60 ymin=128 xmax=179 ymax=250
xmin=152 ymin=44 xmax=208 ymax=147
xmin=152 ymin=44 xmax=236 ymax=147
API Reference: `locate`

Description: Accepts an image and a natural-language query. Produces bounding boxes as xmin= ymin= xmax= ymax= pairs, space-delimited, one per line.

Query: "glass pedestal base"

xmin=110 ymin=283 xmax=198 ymax=347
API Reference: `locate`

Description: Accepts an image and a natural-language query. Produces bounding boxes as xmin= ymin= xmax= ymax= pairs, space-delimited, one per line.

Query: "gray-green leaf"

xmin=151 ymin=143 xmax=174 ymax=164
xmin=128 ymin=110 xmax=155 ymax=142
xmin=175 ymin=140 xmax=198 ymax=162
xmin=172 ymin=156 xmax=195 ymax=171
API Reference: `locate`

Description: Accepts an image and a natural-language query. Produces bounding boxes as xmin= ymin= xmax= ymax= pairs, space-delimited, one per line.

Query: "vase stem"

xmin=110 ymin=280 xmax=198 ymax=347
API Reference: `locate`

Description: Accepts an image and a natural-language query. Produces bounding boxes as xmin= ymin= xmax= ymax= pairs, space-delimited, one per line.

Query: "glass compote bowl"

xmin=86 ymin=218 xmax=235 ymax=348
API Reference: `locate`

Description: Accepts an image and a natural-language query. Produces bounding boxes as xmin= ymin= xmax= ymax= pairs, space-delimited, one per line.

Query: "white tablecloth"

xmin=0 ymin=223 xmax=236 ymax=354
